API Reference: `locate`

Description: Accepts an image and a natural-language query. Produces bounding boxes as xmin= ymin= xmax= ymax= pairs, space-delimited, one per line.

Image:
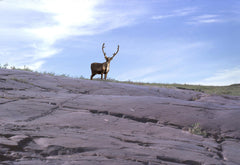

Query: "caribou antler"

xmin=111 ymin=45 xmax=119 ymax=59
xmin=102 ymin=43 xmax=107 ymax=58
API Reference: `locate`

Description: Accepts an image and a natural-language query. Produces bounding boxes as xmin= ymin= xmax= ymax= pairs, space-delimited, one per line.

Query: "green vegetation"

xmin=92 ymin=78 xmax=240 ymax=96
xmin=188 ymin=123 xmax=207 ymax=137
xmin=0 ymin=63 xmax=33 ymax=72
xmin=10 ymin=77 xmax=29 ymax=84
xmin=0 ymin=63 xmax=60 ymax=76
xmin=146 ymin=83 xmax=240 ymax=96
xmin=1 ymin=63 xmax=239 ymax=96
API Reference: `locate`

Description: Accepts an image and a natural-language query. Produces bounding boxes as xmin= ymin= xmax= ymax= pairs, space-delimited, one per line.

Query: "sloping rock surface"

xmin=0 ymin=69 xmax=239 ymax=165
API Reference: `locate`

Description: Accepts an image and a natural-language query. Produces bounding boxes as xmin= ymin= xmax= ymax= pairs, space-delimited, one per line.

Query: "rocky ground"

xmin=0 ymin=69 xmax=239 ymax=165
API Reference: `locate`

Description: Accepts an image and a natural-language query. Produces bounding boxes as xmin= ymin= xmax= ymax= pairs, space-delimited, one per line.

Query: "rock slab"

xmin=0 ymin=69 xmax=240 ymax=165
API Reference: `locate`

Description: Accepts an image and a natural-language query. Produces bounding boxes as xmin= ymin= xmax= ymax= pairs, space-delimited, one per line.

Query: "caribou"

xmin=90 ymin=43 xmax=119 ymax=80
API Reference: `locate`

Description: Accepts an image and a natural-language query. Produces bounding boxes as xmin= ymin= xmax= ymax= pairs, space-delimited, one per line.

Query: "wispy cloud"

xmin=116 ymin=67 xmax=159 ymax=81
xmin=193 ymin=67 xmax=240 ymax=86
xmin=188 ymin=14 xmax=223 ymax=24
xmin=0 ymin=0 xmax=145 ymax=70
xmin=152 ymin=7 xmax=197 ymax=20
xmin=117 ymin=41 xmax=210 ymax=83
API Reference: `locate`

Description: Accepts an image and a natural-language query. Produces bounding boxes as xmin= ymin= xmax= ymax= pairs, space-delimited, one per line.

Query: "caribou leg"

xmin=104 ymin=73 xmax=107 ymax=80
xmin=91 ymin=73 xmax=96 ymax=80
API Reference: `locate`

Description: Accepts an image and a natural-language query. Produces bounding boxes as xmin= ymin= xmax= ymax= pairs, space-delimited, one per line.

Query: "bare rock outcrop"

xmin=0 ymin=69 xmax=239 ymax=165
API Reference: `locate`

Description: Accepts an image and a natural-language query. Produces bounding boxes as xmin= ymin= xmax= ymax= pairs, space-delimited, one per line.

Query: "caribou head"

xmin=90 ymin=43 xmax=119 ymax=80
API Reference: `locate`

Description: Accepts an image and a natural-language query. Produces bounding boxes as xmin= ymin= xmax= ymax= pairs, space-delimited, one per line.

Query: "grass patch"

xmin=92 ymin=78 xmax=240 ymax=96
xmin=10 ymin=77 xmax=29 ymax=84
xmin=188 ymin=123 xmax=207 ymax=137
xmin=1 ymin=63 xmax=239 ymax=96
xmin=150 ymin=83 xmax=240 ymax=96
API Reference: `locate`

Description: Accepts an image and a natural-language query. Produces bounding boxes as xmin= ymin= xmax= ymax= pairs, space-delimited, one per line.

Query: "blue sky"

xmin=0 ymin=0 xmax=239 ymax=85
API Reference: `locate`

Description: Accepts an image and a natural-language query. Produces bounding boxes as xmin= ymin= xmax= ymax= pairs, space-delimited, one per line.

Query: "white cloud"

xmin=152 ymin=7 xmax=197 ymax=20
xmin=0 ymin=0 xmax=145 ymax=70
xmin=116 ymin=40 xmax=211 ymax=83
xmin=23 ymin=0 xmax=101 ymax=45
xmin=152 ymin=10 xmax=223 ymax=24
xmin=188 ymin=14 xmax=223 ymax=24
xmin=25 ymin=61 xmax=45 ymax=70
xmin=193 ymin=67 xmax=240 ymax=86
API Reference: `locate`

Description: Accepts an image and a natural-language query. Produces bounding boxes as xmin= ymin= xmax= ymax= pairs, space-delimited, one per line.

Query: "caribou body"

xmin=90 ymin=43 xmax=119 ymax=80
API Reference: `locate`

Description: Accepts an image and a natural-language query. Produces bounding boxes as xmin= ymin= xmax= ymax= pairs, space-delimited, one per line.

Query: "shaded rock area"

xmin=0 ymin=69 xmax=239 ymax=165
